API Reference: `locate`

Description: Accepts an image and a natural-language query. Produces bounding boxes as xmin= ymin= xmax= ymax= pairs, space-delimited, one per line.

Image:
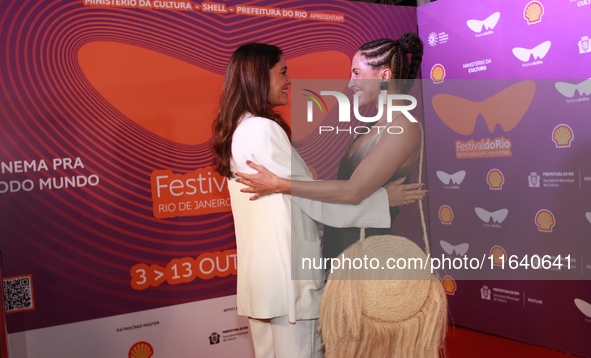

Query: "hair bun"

xmin=400 ymin=32 xmax=423 ymax=55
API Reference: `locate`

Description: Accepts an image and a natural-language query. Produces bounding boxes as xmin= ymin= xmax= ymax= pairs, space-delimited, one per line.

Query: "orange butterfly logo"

xmin=78 ymin=42 xmax=352 ymax=144
xmin=432 ymin=80 xmax=536 ymax=135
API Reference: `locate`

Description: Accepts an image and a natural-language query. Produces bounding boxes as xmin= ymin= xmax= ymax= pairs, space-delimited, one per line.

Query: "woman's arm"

xmin=239 ymin=162 xmax=426 ymax=206
xmin=234 ymin=116 xmax=392 ymax=228
xmin=238 ymin=115 xmax=422 ymax=205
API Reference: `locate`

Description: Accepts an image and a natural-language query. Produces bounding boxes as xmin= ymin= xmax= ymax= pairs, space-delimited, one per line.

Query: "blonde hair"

xmin=319 ymin=236 xmax=447 ymax=358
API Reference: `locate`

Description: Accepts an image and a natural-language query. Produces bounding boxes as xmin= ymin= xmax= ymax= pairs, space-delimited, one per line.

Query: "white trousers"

xmin=248 ymin=316 xmax=323 ymax=358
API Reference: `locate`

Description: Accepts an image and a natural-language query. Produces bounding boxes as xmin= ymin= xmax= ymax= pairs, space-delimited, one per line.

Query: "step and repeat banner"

xmin=418 ymin=0 xmax=591 ymax=356
xmin=0 ymin=0 xmax=417 ymax=356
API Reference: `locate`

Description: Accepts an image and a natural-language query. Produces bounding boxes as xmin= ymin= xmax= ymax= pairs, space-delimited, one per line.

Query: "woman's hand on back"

xmin=384 ymin=177 xmax=427 ymax=207
xmin=236 ymin=161 xmax=290 ymax=200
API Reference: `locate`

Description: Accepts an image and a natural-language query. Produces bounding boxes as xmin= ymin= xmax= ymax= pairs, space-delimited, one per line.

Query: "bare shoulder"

xmin=385 ymin=114 xmax=422 ymax=143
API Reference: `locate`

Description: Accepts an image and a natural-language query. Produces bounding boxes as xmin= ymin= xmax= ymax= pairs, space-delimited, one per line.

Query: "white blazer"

xmin=227 ymin=114 xmax=391 ymax=322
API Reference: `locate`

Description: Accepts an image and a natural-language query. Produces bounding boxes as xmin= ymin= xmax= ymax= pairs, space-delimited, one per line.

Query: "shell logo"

xmin=535 ymin=209 xmax=555 ymax=232
xmin=487 ymin=169 xmax=504 ymax=190
xmin=552 ymin=124 xmax=574 ymax=148
xmin=439 ymin=205 xmax=454 ymax=224
xmin=431 ymin=64 xmax=445 ymax=84
xmin=129 ymin=341 xmax=154 ymax=358
xmin=442 ymin=275 xmax=457 ymax=295
xmin=524 ymin=1 xmax=544 ymax=24
xmin=489 ymin=245 xmax=507 ymax=266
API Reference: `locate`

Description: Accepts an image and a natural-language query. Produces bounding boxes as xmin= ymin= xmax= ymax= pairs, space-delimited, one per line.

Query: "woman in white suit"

xmin=211 ymin=43 xmax=396 ymax=358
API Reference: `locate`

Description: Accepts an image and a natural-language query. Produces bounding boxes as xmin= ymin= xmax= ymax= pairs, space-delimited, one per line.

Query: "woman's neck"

xmin=373 ymin=99 xmax=406 ymax=127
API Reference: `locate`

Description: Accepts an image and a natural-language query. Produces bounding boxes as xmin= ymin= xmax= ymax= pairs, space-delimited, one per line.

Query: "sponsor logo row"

xmin=441 ymin=278 xmax=591 ymax=321
xmin=452 ymin=122 xmax=574 ymax=159
xmin=437 ymin=205 xmax=574 ymax=233
xmin=437 ymin=241 xmax=503 ymax=263
xmin=428 ymin=2 xmax=546 ymax=48
xmin=436 ymin=169 xmax=582 ymax=189
xmin=427 ymin=1 xmax=590 ymax=75
xmin=428 ymin=1 xmax=589 ymax=43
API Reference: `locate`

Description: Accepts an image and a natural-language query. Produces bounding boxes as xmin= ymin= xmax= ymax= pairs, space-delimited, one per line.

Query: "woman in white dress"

xmin=211 ymin=43 xmax=402 ymax=358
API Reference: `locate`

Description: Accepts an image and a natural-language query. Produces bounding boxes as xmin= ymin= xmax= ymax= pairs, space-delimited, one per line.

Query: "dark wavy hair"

xmin=358 ymin=32 xmax=424 ymax=94
xmin=211 ymin=43 xmax=291 ymax=178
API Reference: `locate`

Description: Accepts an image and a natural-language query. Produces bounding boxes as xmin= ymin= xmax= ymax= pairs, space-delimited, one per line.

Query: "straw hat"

xmin=319 ymin=232 xmax=447 ymax=358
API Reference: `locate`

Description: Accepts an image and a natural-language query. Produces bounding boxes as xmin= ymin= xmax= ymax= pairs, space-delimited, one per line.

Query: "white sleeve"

xmin=235 ymin=117 xmax=390 ymax=228
xmin=291 ymin=190 xmax=390 ymax=228
xmin=290 ymin=158 xmax=391 ymax=229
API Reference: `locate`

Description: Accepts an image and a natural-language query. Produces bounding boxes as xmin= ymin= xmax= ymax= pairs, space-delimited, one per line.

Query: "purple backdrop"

xmin=418 ymin=0 xmax=591 ymax=356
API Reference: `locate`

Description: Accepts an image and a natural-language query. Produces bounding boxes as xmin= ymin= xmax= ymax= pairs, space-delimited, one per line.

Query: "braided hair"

xmin=357 ymin=32 xmax=423 ymax=94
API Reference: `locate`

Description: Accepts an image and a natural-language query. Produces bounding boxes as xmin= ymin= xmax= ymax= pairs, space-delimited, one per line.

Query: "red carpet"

xmin=444 ymin=325 xmax=580 ymax=357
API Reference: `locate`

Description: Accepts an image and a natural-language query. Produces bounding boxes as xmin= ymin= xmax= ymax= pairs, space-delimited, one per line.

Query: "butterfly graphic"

xmin=440 ymin=240 xmax=469 ymax=256
xmin=466 ymin=12 xmax=500 ymax=33
xmin=555 ymin=78 xmax=591 ymax=98
xmin=436 ymin=170 xmax=466 ymax=185
xmin=585 ymin=212 xmax=591 ymax=224
xmin=512 ymin=41 xmax=551 ymax=62
xmin=432 ymin=81 xmax=536 ymax=135
xmin=475 ymin=207 xmax=508 ymax=224
xmin=78 ymin=41 xmax=352 ymax=144
xmin=574 ymin=298 xmax=591 ymax=317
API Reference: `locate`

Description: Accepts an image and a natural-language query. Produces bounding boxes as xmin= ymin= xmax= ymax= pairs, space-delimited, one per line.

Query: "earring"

xmin=380 ymin=80 xmax=389 ymax=91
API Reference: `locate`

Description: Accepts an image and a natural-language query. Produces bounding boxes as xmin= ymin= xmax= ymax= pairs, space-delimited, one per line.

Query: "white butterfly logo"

xmin=555 ymin=78 xmax=591 ymax=98
xmin=440 ymin=240 xmax=469 ymax=256
xmin=586 ymin=212 xmax=591 ymax=224
xmin=466 ymin=12 xmax=500 ymax=33
xmin=436 ymin=170 xmax=466 ymax=185
xmin=512 ymin=41 xmax=551 ymax=62
xmin=475 ymin=208 xmax=508 ymax=224
xmin=574 ymin=298 xmax=591 ymax=317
